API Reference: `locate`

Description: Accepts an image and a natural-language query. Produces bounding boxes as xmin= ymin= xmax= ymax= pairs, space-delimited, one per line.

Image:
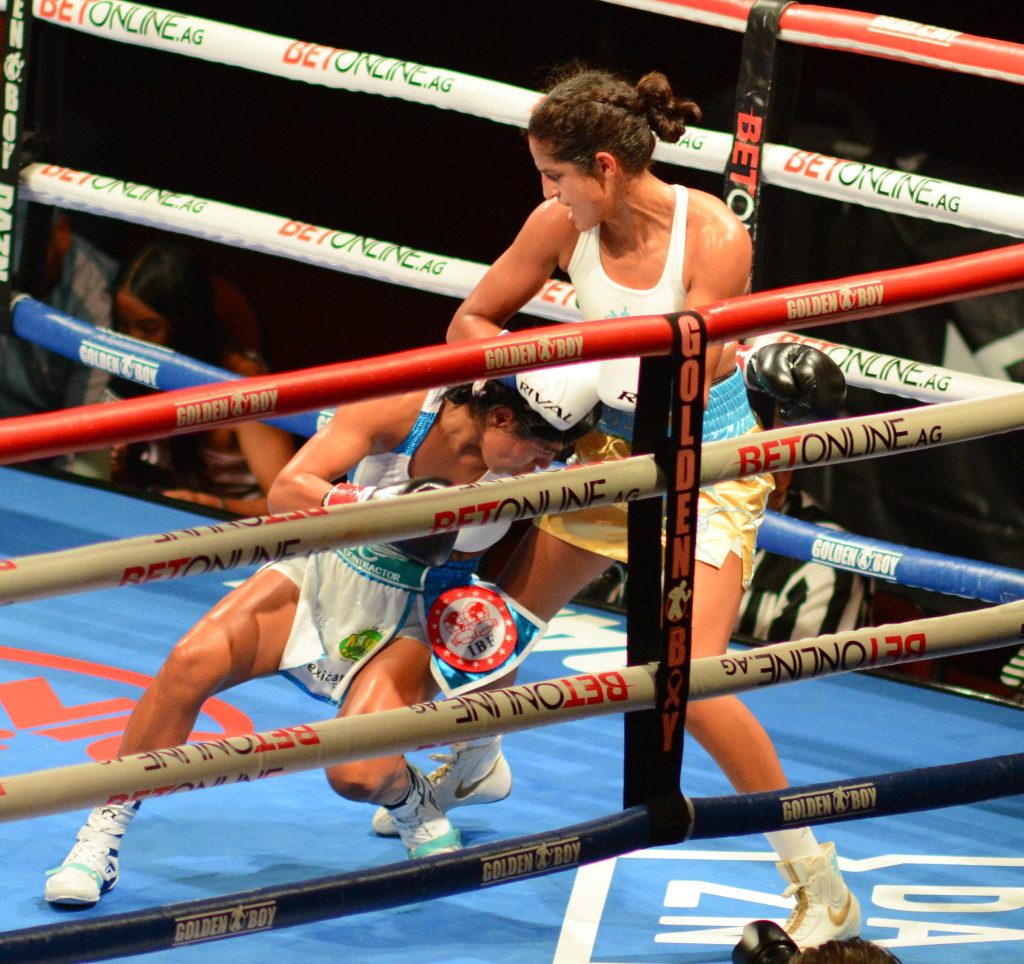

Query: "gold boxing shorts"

xmin=537 ymin=428 xmax=774 ymax=587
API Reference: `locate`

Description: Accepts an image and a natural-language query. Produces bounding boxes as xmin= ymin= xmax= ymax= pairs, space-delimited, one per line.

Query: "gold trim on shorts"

xmin=536 ymin=429 xmax=774 ymax=586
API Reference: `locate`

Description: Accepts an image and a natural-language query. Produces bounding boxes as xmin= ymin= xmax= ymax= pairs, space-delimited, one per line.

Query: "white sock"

xmin=765 ymin=826 xmax=820 ymax=864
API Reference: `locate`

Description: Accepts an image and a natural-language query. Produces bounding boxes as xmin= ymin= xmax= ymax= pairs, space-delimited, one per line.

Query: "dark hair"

xmin=794 ymin=937 xmax=902 ymax=963
xmin=111 ymin=243 xmax=233 ymax=490
xmin=528 ymin=63 xmax=701 ymax=175
xmin=443 ymin=380 xmax=601 ymax=448
xmin=114 ymin=242 xmax=225 ymax=365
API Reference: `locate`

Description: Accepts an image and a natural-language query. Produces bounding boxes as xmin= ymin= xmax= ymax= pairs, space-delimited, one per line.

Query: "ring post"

xmin=624 ymin=311 xmax=707 ymax=845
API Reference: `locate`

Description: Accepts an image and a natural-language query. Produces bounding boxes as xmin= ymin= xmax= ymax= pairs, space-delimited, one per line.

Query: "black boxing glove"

xmin=745 ymin=343 xmax=846 ymax=424
xmin=369 ymin=477 xmax=458 ymax=567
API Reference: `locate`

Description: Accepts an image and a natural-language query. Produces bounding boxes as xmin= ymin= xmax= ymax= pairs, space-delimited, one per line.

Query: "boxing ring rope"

xmin=3 ymin=389 xmax=1022 ymax=605
xmin=758 ymin=512 xmax=1024 ymax=605
xmin=598 ymin=0 xmax=1024 ymax=84
xmin=11 ymin=289 xmax=1023 ymax=469
xmin=0 ymin=617 xmax=1022 ymax=959
xmin=3 ymin=240 xmax=1024 ymax=466
xmin=19 ymin=163 xmax=581 ymax=326
xmin=18 ymin=4 xmax=1024 ymax=240
xmin=10 ymin=297 xmax=330 ymax=438
xmin=19 ymin=151 xmax=1022 ymax=348
xmin=738 ymin=333 xmax=1024 ymax=404
xmin=8 ymin=309 xmax=1024 ymax=610
xmin=1 ymin=600 xmax=1021 ymax=824
xmin=4 ymin=746 xmax=1023 ymax=962
xmin=13 ymin=293 xmax=1024 ymax=606
xmin=2 ymin=5 xmax=1022 ymax=957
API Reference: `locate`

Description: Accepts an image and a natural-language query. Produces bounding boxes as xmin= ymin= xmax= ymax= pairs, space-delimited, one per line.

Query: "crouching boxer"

xmin=44 ymin=366 xmax=603 ymax=907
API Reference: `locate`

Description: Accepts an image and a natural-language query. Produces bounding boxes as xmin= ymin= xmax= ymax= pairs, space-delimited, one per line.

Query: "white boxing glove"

xmin=596 ymin=357 xmax=639 ymax=413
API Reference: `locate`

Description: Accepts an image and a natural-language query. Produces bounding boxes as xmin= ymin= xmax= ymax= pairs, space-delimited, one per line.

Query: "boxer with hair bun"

xmin=441 ymin=62 xmax=857 ymax=950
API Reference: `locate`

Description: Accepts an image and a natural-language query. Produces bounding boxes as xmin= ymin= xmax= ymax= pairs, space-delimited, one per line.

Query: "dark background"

xmin=39 ymin=1 xmax=1022 ymax=371
xmin=22 ymin=2 xmax=1024 ymax=691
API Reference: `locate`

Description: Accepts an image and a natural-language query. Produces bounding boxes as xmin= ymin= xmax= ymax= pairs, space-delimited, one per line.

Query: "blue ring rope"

xmin=2 ymin=753 xmax=1020 ymax=962
xmin=759 ymin=508 xmax=1024 ymax=603
xmin=688 ymin=751 xmax=1024 ymax=840
xmin=11 ymin=297 xmax=322 ymax=437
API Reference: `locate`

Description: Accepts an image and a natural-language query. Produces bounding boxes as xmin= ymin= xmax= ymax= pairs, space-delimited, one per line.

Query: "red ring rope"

xmin=2 ymin=242 xmax=1023 ymax=466
xmin=619 ymin=1 xmax=1024 ymax=84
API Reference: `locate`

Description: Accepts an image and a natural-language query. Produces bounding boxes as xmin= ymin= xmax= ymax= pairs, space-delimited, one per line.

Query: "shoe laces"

xmin=426 ymin=741 xmax=496 ymax=785
xmin=426 ymin=751 xmax=457 ymax=785
xmin=64 ymin=829 xmax=116 ymax=872
xmin=86 ymin=804 xmax=135 ymax=836
xmin=783 ymin=881 xmax=809 ymax=903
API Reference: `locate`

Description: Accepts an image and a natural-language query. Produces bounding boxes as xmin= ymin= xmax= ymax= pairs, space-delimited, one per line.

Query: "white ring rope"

xmin=20 ymin=2 xmax=1024 ymax=239
xmin=0 ymin=458 xmax=662 ymax=605
xmin=20 ymin=163 xmax=579 ymax=325
xmin=2 ymin=392 xmax=1021 ymax=606
xmin=0 ymin=599 xmax=1019 ymax=825
xmin=740 ymin=333 xmax=1024 ymax=404
xmin=20 ymin=153 xmax=1024 ymax=336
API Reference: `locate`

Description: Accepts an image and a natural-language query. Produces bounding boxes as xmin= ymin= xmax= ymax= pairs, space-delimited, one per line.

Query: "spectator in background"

xmin=734 ymin=468 xmax=873 ymax=643
xmin=999 ymin=646 xmax=1024 ymax=703
xmin=107 ymin=241 xmax=296 ymax=515
xmin=0 ymin=212 xmax=118 ymax=428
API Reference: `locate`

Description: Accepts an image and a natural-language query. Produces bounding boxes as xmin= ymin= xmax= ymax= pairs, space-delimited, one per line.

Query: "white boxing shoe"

xmin=372 ymin=737 xmax=511 ymax=837
xmin=777 ymin=841 xmax=861 ymax=949
xmin=45 ymin=802 xmax=139 ymax=906
xmin=386 ymin=765 xmax=462 ymax=859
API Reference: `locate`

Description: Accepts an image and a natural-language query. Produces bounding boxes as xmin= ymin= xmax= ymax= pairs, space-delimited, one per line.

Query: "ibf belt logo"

xmin=781 ymin=782 xmax=878 ymax=823
xmin=427 ymin=586 xmax=517 ymax=673
xmin=173 ymin=899 xmax=277 ymax=946
xmin=786 ymin=282 xmax=884 ymax=321
xmin=175 ymin=387 xmax=279 ymax=428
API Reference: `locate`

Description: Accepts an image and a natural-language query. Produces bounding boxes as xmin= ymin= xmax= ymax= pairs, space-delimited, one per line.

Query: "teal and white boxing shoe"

xmin=385 ymin=765 xmax=462 ymax=859
xmin=45 ymin=802 xmax=139 ymax=906
xmin=372 ymin=736 xmax=511 ymax=838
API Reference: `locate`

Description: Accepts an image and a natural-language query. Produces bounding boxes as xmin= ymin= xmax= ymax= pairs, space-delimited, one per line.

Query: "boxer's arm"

xmin=268 ymin=392 xmax=421 ymax=512
xmin=448 ymin=200 xmax=574 ymax=342
xmin=683 ymin=192 xmax=753 ymax=401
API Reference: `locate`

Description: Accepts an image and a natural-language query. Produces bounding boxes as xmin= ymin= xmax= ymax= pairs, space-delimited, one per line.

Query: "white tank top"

xmin=350 ymin=389 xmax=510 ymax=554
xmin=567 ymin=184 xmax=689 ymax=319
